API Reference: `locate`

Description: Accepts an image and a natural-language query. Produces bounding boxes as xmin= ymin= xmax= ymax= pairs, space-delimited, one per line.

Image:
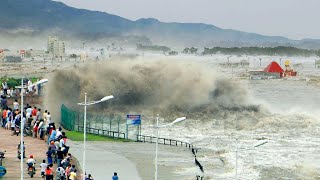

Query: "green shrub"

xmin=0 ymin=77 xmax=41 ymax=88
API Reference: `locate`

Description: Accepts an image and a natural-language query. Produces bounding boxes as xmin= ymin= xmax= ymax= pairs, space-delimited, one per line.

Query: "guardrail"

xmin=77 ymin=126 xmax=126 ymax=139
xmin=137 ymin=134 xmax=194 ymax=149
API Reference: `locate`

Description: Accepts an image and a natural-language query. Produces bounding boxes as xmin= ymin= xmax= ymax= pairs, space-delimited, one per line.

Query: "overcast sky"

xmin=57 ymin=0 xmax=319 ymax=40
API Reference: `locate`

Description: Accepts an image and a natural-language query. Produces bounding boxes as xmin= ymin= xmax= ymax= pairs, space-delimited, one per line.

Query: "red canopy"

xmin=264 ymin=61 xmax=284 ymax=73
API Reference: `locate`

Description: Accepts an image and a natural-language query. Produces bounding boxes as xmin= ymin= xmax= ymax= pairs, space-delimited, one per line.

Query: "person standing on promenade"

xmin=46 ymin=147 xmax=53 ymax=165
xmin=112 ymin=172 xmax=118 ymax=180
xmin=40 ymin=159 xmax=47 ymax=178
xmin=13 ymin=99 xmax=19 ymax=111
xmin=2 ymin=80 xmax=8 ymax=95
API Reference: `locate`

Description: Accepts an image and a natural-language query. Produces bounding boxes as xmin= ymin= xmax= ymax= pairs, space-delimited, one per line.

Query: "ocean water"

xmin=140 ymin=55 xmax=320 ymax=179
xmin=47 ymin=54 xmax=320 ymax=179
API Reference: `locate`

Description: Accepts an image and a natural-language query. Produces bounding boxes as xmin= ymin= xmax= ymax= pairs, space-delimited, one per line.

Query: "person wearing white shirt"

xmin=38 ymin=120 xmax=45 ymax=139
xmin=27 ymin=155 xmax=36 ymax=171
xmin=13 ymin=99 xmax=19 ymax=110
xmin=27 ymin=80 xmax=33 ymax=92
xmin=55 ymin=127 xmax=62 ymax=140
xmin=59 ymin=138 xmax=65 ymax=148
xmin=22 ymin=115 xmax=26 ymax=129
xmin=2 ymin=81 xmax=8 ymax=95
xmin=40 ymin=160 xmax=47 ymax=177
xmin=46 ymin=112 xmax=51 ymax=125
xmin=26 ymin=106 xmax=32 ymax=118
xmin=56 ymin=167 xmax=65 ymax=179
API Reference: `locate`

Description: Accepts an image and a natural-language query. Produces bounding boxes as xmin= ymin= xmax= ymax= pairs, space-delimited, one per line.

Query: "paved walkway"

xmin=0 ymin=127 xmax=48 ymax=179
xmin=68 ymin=141 xmax=141 ymax=180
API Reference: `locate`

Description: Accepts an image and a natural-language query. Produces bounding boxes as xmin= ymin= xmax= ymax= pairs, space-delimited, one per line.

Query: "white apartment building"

xmin=47 ymin=36 xmax=66 ymax=57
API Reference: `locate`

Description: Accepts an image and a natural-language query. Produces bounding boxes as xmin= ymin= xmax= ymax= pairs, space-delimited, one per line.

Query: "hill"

xmin=1 ymin=0 xmax=320 ymax=49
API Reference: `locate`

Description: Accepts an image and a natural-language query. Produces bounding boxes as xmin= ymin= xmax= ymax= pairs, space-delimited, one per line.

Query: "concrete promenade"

xmin=68 ymin=141 xmax=142 ymax=180
xmin=0 ymin=127 xmax=48 ymax=179
xmin=68 ymin=141 xmax=196 ymax=180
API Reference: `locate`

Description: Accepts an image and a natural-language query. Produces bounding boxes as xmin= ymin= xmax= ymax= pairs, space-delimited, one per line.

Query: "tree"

xmin=168 ymin=51 xmax=178 ymax=56
xmin=182 ymin=48 xmax=190 ymax=54
xmin=69 ymin=54 xmax=77 ymax=58
xmin=189 ymin=47 xmax=198 ymax=54
xmin=316 ymin=50 xmax=320 ymax=57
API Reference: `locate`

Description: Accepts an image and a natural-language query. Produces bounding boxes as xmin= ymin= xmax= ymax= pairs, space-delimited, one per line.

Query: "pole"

xmin=236 ymin=149 xmax=238 ymax=180
xmin=83 ymin=93 xmax=87 ymax=180
xmin=126 ymin=124 xmax=128 ymax=140
xmin=235 ymin=138 xmax=238 ymax=180
xmin=20 ymin=78 xmax=24 ymax=180
xmin=155 ymin=114 xmax=159 ymax=180
xmin=231 ymin=65 xmax=234 ymax=79
xmin=259 ymin=58 xmax=262 ymax=67
xmin=117 ymin=116 xmax=120 ymax=138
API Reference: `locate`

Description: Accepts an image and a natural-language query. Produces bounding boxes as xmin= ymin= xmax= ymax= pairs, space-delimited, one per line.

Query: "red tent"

xmin=263 ymin=61 xmax=284 ymax=73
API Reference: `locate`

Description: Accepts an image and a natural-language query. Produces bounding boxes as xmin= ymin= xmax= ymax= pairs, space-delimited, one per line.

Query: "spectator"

xmin=49 ymin=164 xmax=55 ymax=180
xmin=40 ymin=159 xmax=47 ymax=178
xmin=13 ymin=99 xmax=19 ymax=111
xmin=49 ymin=126 xmax=56 ymax=142
xmin=45 ymin=166 xmax=53 ymax=180
xmin=2 ymin=80 xmax=7 ymax=95
xmin=70 ymin=164 xmax=76 ymax=172
xmin=1 ymin=96 xmax=7 ymax=109
xmin=112 ymin=172 xmax=119 ymax=180
xmin=57 ymin=147 xmax=64 ymax=167
xmin=56 ymin=127 xmax=62 ymax=140
xmin=69 ymin=169 xmax=77 ymax=180
xmin=38 ymin=119 xmax=45 ymax=139
xmin=36 ymin=108 xmax=41 ymax=121
xmin=65 ymin=164 xmax=71 ymax=179
xmin=86 ymin=174 xmax=94 ymax=180
xmin=46 ymin=147 xmax=53 ymax=165
xmin=56 ymin=166 xmax=65 ymax=180
xmin=43 ymin=110 xmax=48 ymax=122
xmin=26 ymin=106 xmax=32 ymax=119
xmin=31 ymin=106 xmax=37 ymax=124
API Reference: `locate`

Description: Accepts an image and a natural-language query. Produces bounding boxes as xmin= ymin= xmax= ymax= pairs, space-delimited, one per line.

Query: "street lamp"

xmin=18 ymin=78 xmax=48 ymax=180
xmin=77 ymin=93 xmax=114 ymax=180
xmin=150 ymin=114 xmax=187 ymax=180
xmin=235 ymin=140 xmax=268 ymax=180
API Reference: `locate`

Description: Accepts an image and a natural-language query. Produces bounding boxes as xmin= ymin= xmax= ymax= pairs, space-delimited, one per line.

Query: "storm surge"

xmin=44 ymin=57 xmax=262 ymax=122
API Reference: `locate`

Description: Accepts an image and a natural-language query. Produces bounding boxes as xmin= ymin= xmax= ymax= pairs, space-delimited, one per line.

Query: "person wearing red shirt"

xmin=31 ymin=106 xmax=37 ymax=125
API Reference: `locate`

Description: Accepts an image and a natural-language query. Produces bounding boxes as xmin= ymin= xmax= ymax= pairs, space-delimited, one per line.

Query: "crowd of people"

xmin=1 ymin=79 xmax=43 ymax=98
xmin=0 ymin=97 xmax=95 ymax=180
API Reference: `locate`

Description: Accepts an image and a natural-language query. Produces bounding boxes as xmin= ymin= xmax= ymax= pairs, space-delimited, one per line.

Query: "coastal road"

xmin=68 ymin=141 xmax=141 ymax=180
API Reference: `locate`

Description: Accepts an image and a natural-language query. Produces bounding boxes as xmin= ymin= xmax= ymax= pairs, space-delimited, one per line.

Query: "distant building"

xmin=47 ymin=36 xmax=66 ymax=57
xmin=26 ymin=49 xmax=47 ymax=57
xmin=249 ymin=61 xmax=284 ymax=79
xmin=3 ymin=56 xmax=22 ymax=62
xmin=249 ymin=61 xmax=296 ymax=79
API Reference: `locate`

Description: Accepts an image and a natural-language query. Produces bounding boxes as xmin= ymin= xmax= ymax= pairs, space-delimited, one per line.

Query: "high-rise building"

xmin=47 ymin=36 xmax=65 ymax=57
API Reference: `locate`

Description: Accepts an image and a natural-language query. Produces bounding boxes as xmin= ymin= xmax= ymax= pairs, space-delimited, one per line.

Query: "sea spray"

xmin=44 ymin=57 xmax=261 ymax=122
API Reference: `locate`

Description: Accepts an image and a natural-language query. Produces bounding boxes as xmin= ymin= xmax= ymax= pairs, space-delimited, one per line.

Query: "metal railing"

xmin=61 ymin=104 xmax=194 ymax=149
xmin=77 ymin=126 xmax=126 ymax=139
xmin=137 ymin=134 xmax=194 ymax=149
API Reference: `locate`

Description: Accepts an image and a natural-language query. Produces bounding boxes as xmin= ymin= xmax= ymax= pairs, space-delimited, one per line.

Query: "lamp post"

xmin=77 ymin=94 xmax=114 ymax=180
xmin=259 ymin=58 xmax=262 ymax=67
xmin=235 ymin=140 xmax=268 ymax=180
xmin=19 ymin=78 xmax=48 ymax=180
xmin=20 ymin=78 xmax=23 ymax=180
xmin=151 ymin=114 xmax=186 ymax=180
